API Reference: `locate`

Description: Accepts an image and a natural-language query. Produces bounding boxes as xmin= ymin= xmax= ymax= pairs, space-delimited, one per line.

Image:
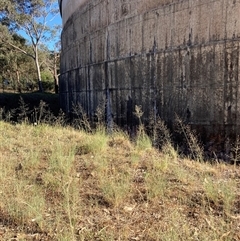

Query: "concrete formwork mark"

xmin=60 ymin=0 xmax=240 ymax=139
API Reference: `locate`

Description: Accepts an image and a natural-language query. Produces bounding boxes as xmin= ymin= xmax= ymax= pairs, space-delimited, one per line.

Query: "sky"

xmin=48 ymin=11 xmax=62 ymax=30
xmin=46 ymin=12 xmax=62 ymax=50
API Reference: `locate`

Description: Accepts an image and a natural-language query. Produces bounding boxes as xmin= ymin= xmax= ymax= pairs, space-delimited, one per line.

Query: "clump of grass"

xmin=48 ymin=140 xmax=76 ymax=175
xmin=135 ymin=128 xmax=152 ymax=151
xmin=1 ymin=178 xmax=46 ymax=230
xmin=148 ymin=111 xmax=172 ymax=148
xmin=95 ymin=99 xmax=107 ymax=126
xmin=32 ymin=100 xmax=57 ymax=125
xmin=175 ymin=114 xmax=203 ymax=161
xmin=71 ymin=103 xmax=92 ymax=132
xmin=134 ymin=105 xmax=152 ymax=151
xmin=99 ymin=171 xmax=131 ymax=207
xmin=78 ymin=128 xmax=108 ymax=154
xmin=145 ymin=166 xmax=167 ymax=200
xmin=203 ymin=177 xmax=237 ymax=213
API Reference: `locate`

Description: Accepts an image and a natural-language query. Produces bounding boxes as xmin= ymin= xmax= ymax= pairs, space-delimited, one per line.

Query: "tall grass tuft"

xmin=71 ymin=103 xmax=92 ymax=132
xmin=230 ymin=135 xmax=240 ymax=166
xmin=17 ymin=96 xmax=30 ymax=123
xmin=134 ymin=105 xmax=152 ymax=151
xmin=175 ymin=114 xmax=203 ymax=161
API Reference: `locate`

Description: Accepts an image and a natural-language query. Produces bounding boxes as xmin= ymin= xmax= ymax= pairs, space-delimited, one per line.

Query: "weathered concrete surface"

xmin=59 ymin=0 xmax=240 ymax=139
xmin=60 ymin=0 xmax=88 ymax=25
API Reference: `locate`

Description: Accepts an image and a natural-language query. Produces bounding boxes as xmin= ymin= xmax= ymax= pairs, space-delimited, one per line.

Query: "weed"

xmin=0 ymin=106 xmax=16 ymax=122
xmin=32 ymin=100 xmax=57 ymax=124
xmin=134 ymin=105 xmax=152 ymax=151
xmin=95 ymin=99 xmax=107 ymax=126
xmin=72 ymin=103 xmax=92 ymax=132
xmin=133 ymin=105 xmax=144 ymax=125
xmin=135 ymin=128 xmax=152 ymax=151
xmin=55 ymin=109 xmax=67 ymax=126
xmin=230 ymin=135 xmax=240 ymax=166
xmin=175 ymin=114 xmax=203 ymax=161
xmin=17 ymin=96 xmax=30 ymax=123
xmin=148 ymin=111 xmax=172 ymax=149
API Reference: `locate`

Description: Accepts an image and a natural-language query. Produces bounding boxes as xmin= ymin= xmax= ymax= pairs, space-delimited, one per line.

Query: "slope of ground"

xmin=0 ymin=121 xmax=239 ymax=240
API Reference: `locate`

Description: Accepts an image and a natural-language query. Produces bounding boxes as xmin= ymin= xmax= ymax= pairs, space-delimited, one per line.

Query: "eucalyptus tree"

xmin=0 ymin=23 xmax=36 ymax=92
xmin=0 ymin=0 xmax=60 ymax=92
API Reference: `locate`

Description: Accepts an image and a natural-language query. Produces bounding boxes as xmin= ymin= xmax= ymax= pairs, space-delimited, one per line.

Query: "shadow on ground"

xmin=0 ymin=92 xmax=60 ymax=116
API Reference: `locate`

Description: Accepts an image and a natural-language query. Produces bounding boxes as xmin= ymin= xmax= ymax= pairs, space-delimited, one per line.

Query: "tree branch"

xmin=7 ymin=42 xmax=35 ymax=59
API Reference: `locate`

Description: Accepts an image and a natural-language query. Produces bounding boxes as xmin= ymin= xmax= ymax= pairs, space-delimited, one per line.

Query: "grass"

xmin=0 ymin=120 xmax=239 ymax=241
xmin=0 ymin=98 xmax=239 ymax=240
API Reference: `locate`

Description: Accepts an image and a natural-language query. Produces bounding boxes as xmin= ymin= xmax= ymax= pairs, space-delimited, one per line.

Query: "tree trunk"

xmin=53 ymin=52 xmax=59 ymax=94
xmin=34 ymin=47 xmax=44 ymax=92
xmin=53 ymin=61 xmax=59 ymax=94
xmin=54 ymin=74 xmax=59 ymax=94
xmin=16 ymin=69 xmax=21 ymax=93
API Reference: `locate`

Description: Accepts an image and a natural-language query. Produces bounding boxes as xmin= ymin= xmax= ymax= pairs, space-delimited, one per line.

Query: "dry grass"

xmin=0 ymin=121 xmax=240 ymax=241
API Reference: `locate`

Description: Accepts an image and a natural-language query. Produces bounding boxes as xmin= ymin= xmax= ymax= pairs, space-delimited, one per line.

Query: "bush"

xmin=41 ymin=79 xmax=55 ymax=92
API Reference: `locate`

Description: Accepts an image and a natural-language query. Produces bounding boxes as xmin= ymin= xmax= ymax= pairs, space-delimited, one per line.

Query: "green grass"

xmin=0 ymin=98 xmax=239 ymax=240
xmin=0 ymin=121 xmax=239 ymax=240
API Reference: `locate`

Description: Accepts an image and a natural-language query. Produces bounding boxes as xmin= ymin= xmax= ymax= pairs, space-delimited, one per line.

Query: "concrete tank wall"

xmin=60 ymin=0 xmax=88 ymax=25
xmin=59 ymin=0 xmax=240 ymax=138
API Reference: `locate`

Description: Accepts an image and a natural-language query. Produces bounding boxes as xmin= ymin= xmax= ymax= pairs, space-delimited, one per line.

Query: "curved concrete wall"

xmin=59 ymin=0 xmax=240 ymax=138
xmin=60 ymin=0 xmax=88 ymax=25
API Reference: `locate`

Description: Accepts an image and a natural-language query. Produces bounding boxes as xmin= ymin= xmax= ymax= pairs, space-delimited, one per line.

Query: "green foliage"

xmin=42 ymin=79 xmax=55 ymax=92
xmin=41 ymin=70 xmax=55 ymax=92
xmin=0 ymin=0 xmax=60 ymax=92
